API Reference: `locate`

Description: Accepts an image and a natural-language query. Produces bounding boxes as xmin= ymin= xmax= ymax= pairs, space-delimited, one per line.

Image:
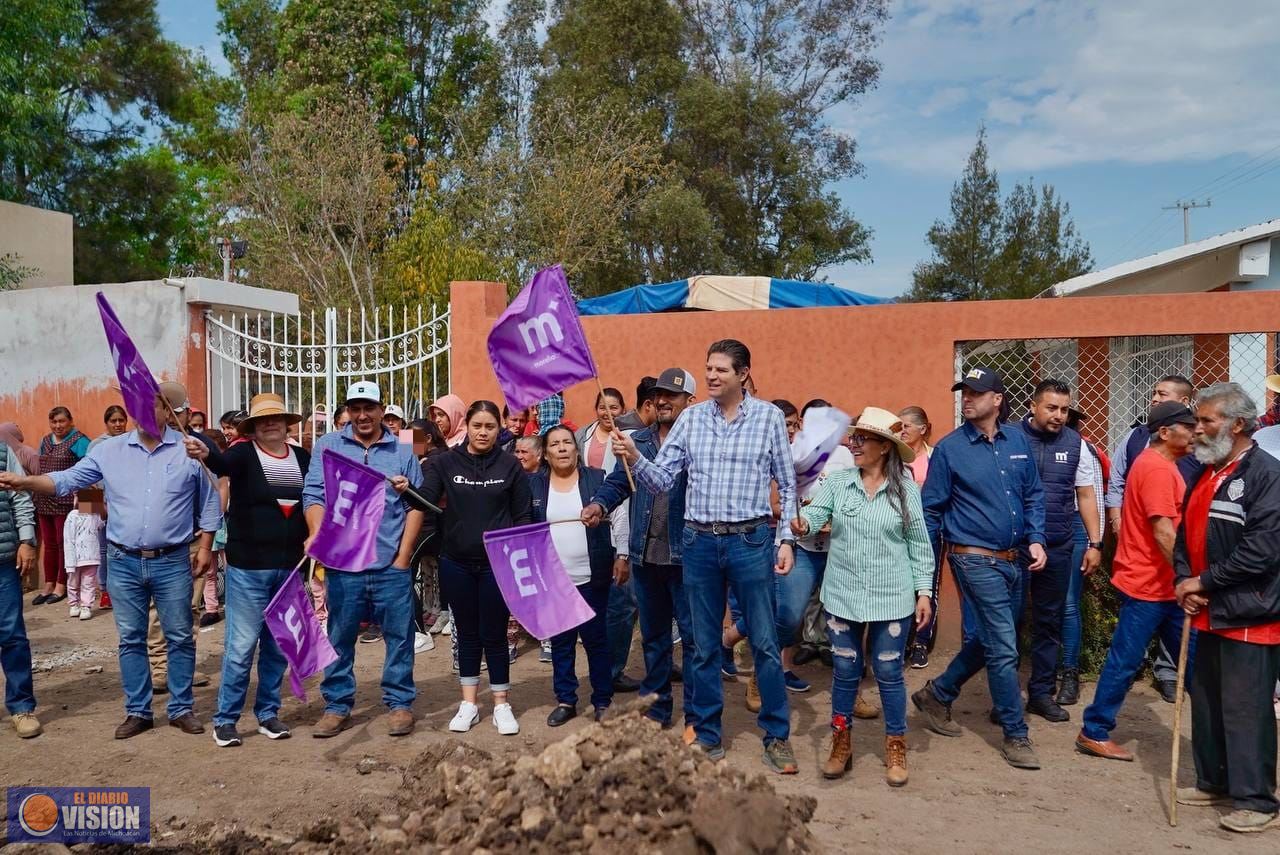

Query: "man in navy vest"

xmin=1014 ymin=380 xmax=1103 ymax=723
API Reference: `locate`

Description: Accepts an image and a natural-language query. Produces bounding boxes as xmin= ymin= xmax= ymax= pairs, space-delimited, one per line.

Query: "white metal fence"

xmin=205 ymin=304 xmax=450 ymax=433
xmin=956 ymin=332 xmax=1278 ymax=451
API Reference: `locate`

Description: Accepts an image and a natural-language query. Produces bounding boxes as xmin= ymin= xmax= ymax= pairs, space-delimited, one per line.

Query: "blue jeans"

xmin=105 ymin=545 xmax=195 ymax=719
xmin=826 ymin=611 xmax=910 ymax=734
xmin=0 ymin=561 xmax=35 ymax=715
xmin=214 ymin=566 xmax=292 ymax=727
xmin=1023 ymin=543 xmax=1072 ymax=700
xmin=608 ymin=575 xmax=637 ymax=681
xmin=632 ymin=562 xmax=695 ymax=726
xmin=551 ymin=583 xmax=613 ymax=709
xmin=1060 ymin=535 xmax=1087 ymax=669
xmin=1081 ymin=594 xmax=1195 ymax=741
xmin=932 ymin=553 xmax=1027 ymax=739
xmin=322 ymin=565 xmax=416 ymax=715
xmin=681 ymin=524 xmax=789 ymax=746
xmin=732 ymin=546 xmax=825 ymax=650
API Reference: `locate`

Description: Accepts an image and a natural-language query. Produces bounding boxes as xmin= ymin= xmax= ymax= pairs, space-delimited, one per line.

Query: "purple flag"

xmin=96 ymin=292 xmax=162 ymax=437
xmin=483 ymin=522 xmax=596 ymax=640
xmin=263 ymin=570 xmax=338 ymax=700
xmin=487 ymin=265 xmax=598 ymax=411
xmin=791 ymin=406 xmax=852 ymax=496
xmin=307 ymin=449 xmax=387 ymax=572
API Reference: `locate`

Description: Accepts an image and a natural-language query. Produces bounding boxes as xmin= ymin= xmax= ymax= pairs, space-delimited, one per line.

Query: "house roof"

xmin=1052 ymin=218 xmax=1280 ymax=297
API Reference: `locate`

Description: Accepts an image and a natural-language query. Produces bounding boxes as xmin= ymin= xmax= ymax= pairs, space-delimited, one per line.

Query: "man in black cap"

xmin=1075 ymin=400 xmax=1198 ymax=762
xmin=913 ymin=366 xmax=1048 ymax=770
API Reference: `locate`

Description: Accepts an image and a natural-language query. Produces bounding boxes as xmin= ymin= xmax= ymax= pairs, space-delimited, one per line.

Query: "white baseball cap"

xmin=344 ymin=380 xmax=381 ymax=405
xmin=385 ymin=404 xmax=405 ymax=420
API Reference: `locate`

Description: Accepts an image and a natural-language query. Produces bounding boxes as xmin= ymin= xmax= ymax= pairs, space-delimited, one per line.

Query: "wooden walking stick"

xmin=1169 ymin=613 xmax=1193 ymax=827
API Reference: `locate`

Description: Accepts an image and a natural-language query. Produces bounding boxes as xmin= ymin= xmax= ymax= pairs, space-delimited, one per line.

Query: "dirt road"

xmin=2 ymin=605 xmax=1274 ymax=853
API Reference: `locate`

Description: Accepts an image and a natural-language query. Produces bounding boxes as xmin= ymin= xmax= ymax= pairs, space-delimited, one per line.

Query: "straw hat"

xmin=852 ymin=406 xmax=916 ymax=463
xmin=1267 ymin=375 xmax=1280 ymax=395
xmin=238 ymin=393 xmax=303 ymax=436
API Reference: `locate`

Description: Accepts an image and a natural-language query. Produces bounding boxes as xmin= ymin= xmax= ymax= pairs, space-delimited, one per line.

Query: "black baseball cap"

xmin=654 ymin=367 xmax=695 ymax=396
xmin=1148 ymin=401 xmax=1196 ymax=431
xmin=951 ymin=366 xmax=1005 ymax=394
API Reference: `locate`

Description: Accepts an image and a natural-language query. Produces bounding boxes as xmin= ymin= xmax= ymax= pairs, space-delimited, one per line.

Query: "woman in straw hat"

xmin=184 ymin=393 xmax=309 ymax=748
xmin=790 ymin=407 xmax=934 ymax=787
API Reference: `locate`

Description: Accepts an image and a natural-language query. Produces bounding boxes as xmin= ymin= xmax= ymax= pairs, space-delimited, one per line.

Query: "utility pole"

xmin=1162 ymin=199 xmax=1211 ymax=244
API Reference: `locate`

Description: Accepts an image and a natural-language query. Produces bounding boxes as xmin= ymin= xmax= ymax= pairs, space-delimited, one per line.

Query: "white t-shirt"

xmin=548 ymin=484 xmax=592 ymax=585
xmin=797 ymin=444 xmax=855 ymax=553
xmin=1256 ymin=425 xmax=1280 ymax=461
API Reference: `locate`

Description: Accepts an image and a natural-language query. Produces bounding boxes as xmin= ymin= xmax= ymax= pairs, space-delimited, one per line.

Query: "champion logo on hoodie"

xmin=451 ymin=475 xmax=507 ymax=487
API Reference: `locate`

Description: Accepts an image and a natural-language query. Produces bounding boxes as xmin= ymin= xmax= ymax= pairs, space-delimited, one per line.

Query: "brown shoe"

xmin=387 ymin=709 xmax=414 ymax=737
xmin=1075 ymin=732 xmax=1134 ymax=762
xmin=823 ymin=719 xmax=852 ymax=779
xmin=682 ymin=725 xmax=696 ymax=746
xmin=168 ymin=713 xmax=205 ymax=735
xmin=312 ymin=712 xmax=351 ymax=738
xmin=745 ymin=674 xmax=762 ymax=713
xmin=192 ymin=671 xmax=212 ymax=688
xmin=854 ymin=692 xmax=881 ymax=720
xmin=114 ymin=715 xmax=154 ymax=740
xmin=152 ymin=674 xmax=168 ymax=695
xmin=885 ymin=735 xmax=909 ymax=787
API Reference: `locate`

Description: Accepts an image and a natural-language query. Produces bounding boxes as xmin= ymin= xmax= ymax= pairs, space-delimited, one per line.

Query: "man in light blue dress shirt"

xmin=0 ymin=394 xmax=221 ymax=739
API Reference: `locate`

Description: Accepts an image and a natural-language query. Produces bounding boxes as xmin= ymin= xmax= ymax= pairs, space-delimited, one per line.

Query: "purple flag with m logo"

xmin=482 ymin=522 xmax=596 ymax=640
xmin=264 ymin=570 xmax=338 ymax=700
xmin=487 ymin=265 xmax=598 ymax=411
xmin=96 ymin=292 xmax=162 ymax=438
xmin=307 ymin=449 xmax=386 ymax=572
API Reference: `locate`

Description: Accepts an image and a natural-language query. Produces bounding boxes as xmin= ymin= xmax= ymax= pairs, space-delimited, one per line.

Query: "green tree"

xmin=908 ymin=127 xmax=1093 ymax=302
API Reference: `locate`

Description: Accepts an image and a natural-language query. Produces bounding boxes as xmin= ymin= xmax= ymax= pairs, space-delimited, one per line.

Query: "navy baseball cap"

xmin=951 ymin=366 xmax=1005 ymax=394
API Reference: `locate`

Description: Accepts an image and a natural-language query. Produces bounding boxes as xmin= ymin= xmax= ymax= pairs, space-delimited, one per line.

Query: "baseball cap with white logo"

xmin=344 ymin=380 xmax=382 ymax=405
xmin=951 ymin=366 xmax=1005 ymax=394
xmin=385 ymin=404 xmax=405 ymax=420
xmin=655 ymin=367 xmax=696 ymax=397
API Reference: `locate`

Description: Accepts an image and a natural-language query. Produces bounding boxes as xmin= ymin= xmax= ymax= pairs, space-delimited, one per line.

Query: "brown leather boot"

xmin=885 ymin=735 xmax=908 ymax=787
xmin=312 ymin=712 xmax=350 ymax=738
xmin=745 ymin=675 xmax=762 ymax=713
xmin=823 ymin=717 xmax=852 ymax=780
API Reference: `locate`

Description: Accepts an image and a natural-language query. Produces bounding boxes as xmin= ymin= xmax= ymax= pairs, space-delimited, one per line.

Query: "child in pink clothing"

xmin=63 ymin=490 xmax=106 ymax=620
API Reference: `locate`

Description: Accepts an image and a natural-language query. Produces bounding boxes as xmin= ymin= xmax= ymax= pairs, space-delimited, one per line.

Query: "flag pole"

xmin=594 ymin=377 xmax=636 ymax=491
xmin=388 ymin=477 xmax=444 ymax=515
xmin=160 ymin=394 xmax=220 ymax=491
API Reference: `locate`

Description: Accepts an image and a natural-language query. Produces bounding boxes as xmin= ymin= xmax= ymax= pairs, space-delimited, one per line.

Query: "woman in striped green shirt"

xmin=791 ymin=407 xmax=934 ymax=787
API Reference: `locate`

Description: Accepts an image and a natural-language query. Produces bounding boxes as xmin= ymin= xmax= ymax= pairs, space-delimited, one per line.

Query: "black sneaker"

xmin=359 ymin=625 xmax=383 ymax=644
xmin=1055 ymin=668 xmax=1080 ymax=706
xmin=1156 ymin=679 xmax=1178 ymax=704
xmin=908 ymin=644 xmax=929 ymax=669
xmin=1026 ymin=695 xmax=1070 ymax=723
xmin=212 ymin=724 xmax=242 ymax=747
xmin=199 ymin=612 xmax=223 ymax=628
xmin=257 ymin=717 xmax=291 ymax=740
xmin=612 ymin=675 xmax=641 ymax=693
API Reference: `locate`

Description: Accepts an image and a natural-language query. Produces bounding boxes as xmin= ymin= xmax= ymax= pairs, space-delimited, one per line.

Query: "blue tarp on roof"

xmin=577 ymin=276 xmax=887 ymax=315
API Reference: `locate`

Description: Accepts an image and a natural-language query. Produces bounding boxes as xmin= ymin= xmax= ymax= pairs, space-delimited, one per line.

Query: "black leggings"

xmin=438 ymin=556 xmax=510 ymax=690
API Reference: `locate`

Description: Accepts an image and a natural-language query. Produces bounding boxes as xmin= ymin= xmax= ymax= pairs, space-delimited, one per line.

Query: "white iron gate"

xmin=205 ymin=304 xmax=450 ymax=434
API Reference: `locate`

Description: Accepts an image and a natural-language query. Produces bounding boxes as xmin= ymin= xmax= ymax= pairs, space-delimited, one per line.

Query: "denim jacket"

xmin=592 ymin=427 xmax=687 ymax=566
xmin=529 ymin=467 xmax=617 ymax=588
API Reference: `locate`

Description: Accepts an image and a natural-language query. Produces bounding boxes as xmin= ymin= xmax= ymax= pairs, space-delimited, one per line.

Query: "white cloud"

xmin=850 ymin=0 xmax=1280 ymax=174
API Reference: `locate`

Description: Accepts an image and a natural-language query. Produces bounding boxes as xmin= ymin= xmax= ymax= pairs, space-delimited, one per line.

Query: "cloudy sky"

xmin=159 ymin=0 xmax=1280 ymax=297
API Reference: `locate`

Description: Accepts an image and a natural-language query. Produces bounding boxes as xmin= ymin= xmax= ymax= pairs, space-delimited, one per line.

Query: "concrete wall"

xmin=450 ymin=280 xmax=1280 ymax=646
xmin=0 ymin=281 xmax=202 ymax=446
xmin=0 ymin=200 xmax=74 ymax=288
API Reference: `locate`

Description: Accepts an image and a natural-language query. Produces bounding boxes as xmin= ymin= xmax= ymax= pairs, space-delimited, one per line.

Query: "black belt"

xmin=685 ymin=516 xmax=771 ymax=535
xmin=108 ymin=541 xmax=188 ymax=560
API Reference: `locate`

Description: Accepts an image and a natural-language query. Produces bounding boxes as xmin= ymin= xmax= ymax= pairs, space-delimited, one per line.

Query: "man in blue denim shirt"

xmin=302 ymin=380 xmax=424 ymax=739
xmin=913 ymin=366 xmax=1049 ymax=770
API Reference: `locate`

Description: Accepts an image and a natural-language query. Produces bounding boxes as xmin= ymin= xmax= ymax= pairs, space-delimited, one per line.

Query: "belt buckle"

xmin=139 ymin=548 xmax=158 ymax=559
xmin=711 ymin=522 xmax=728 ymax=536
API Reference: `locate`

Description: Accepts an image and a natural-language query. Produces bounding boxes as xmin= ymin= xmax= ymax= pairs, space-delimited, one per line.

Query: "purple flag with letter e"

xmin=264 ymin=570 xmax=338 ymax=700
xmin=482 ymin=522 xmax=596 ymax=639
xmin=307 ymin=449 xmax=386 ymax=572
xmin=487 ymin=265 xmax=598 ymax=412
xmin=95 ymin=292 xmax=162 ymax=438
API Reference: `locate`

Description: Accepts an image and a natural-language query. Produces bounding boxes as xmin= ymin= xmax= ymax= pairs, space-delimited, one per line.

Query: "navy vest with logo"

xmin=1016 ymin=416 xmax=1081 ymax=547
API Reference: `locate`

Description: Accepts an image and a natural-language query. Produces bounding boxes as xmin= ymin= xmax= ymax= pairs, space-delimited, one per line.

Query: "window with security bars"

xmin=956 ymin=332 xmax=1279 ymax=453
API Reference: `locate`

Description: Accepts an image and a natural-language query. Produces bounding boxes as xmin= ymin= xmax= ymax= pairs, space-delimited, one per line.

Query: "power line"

xmin=1180 ymin=141 xmax=1280 ymax=200
xmin=1206 ymin=155 xmax=1280 ymax=201
xmin=1162 ymin=199 xmax=1211 ymax=244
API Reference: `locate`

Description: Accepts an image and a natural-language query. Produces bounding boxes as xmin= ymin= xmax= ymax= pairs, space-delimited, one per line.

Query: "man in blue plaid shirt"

xmin=611 ymin=339 xmax=801 ymax=774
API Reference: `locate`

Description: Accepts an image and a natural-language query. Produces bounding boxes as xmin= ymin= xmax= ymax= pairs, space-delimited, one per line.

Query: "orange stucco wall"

xmin=450 ymin=280 xmax=1280 ymax=646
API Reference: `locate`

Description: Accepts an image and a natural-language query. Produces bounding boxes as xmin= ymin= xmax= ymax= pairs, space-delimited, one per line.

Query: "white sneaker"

xmin=448 ymin=701 xmax=479 ymax=733
xmin=493 ymin=703 xmax=519 ymax=735
xmin=431 ymin=609 xmax=451 ymax=634
xmin=79 ymin=607 xmax=92 ymax=621
xmin=439 ymin=615 xmax=453 ymax=636
xmin=70 ymin=606 xmax=81 ymax=618
xmin=414 ymin=631 xmax=434 ymax=654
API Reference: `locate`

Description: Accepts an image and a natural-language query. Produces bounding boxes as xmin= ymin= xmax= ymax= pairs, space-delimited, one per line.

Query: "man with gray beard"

xmin=1174 ymin=382 xmax=1280 ymax=834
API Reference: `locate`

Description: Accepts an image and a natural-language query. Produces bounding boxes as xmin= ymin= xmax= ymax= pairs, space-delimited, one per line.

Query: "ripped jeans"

xmin=825 ymin=611 xmax=911 ymax=735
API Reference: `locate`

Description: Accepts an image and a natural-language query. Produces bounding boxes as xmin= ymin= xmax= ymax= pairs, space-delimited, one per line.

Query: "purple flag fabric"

xmin=96 ymin=292 xmax=162 ymax=438
xmin=482 ymin=522 xmax=596 ymax=640
xmin=307 ymin=449 xmax=386 ymax=572
xmin=263 ymin=570 xmax=338 ymax=700
xmin=487 ymin=265 xmax=598 ymax=411
xmin=791 ymin=406 xmax=852 ymax=496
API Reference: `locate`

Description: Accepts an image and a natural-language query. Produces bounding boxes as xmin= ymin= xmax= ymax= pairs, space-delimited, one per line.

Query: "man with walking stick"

xmin=1173 ymin=382 xmax=1280 ymax=835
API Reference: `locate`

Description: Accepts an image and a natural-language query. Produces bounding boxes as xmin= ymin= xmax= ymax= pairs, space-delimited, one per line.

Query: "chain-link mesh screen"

xmin=957 ymin=333 xmax=1279 ymax=451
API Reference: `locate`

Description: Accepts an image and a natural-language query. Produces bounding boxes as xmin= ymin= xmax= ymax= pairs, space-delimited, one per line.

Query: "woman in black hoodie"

xmin=421 ymin=400 xmax=532 ymax=736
